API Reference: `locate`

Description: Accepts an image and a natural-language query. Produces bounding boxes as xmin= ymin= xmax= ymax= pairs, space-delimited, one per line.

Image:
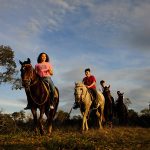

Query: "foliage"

xmin=55 ymin=110 xmax=70 ymax=123
xmin=0 ymin=112 xmax=16 ymax=134
xmin=127 ymin=109 xmax=139 ymax=126
xmin=0 ymin=45 xmax=17 ymax=84
xmin=140 ymin=108 xmax=150 ymax=116
xmin=139 ymin=108 xmax=150 ymax=127
xmin=12 ymin=110 xmax=26 ymax=121
xmin=123 ymin=97 xmax=132 ymax=107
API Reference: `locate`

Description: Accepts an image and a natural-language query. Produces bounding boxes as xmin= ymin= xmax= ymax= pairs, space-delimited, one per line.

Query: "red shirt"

xmin=83 ymin=75 xmax=96 ymax=89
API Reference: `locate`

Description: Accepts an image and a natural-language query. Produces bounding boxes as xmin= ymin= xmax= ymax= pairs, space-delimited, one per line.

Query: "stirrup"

xmin=73 ymin=103 xmax=79 ymax=109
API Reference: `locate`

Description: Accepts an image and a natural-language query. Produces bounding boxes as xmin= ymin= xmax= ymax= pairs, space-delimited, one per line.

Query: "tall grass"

xmin=0 ymin=127 xmax=150 ymax=150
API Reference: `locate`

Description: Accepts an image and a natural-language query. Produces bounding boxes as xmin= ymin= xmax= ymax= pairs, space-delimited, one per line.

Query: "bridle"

xmin=74 ymin=85 xmax=88 ymax=103
xmin=21 ymin=64 xmax=35 ymax=88
xmin=21 ymin=63 xmax=49 ymax=105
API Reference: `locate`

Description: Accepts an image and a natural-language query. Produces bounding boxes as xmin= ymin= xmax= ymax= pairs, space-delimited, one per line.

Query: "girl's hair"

xmin=37 ymin=52 xmax=49 ymax=63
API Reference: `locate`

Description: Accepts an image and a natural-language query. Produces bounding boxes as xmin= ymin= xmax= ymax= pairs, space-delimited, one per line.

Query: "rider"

xmin=100 ymin=79 xmax=114 ymax=104
xmin=24 ymin=52 xmax=55 ymax=110
xmin=73 ymin=68 xmax=99 ymax=109
xmin=100 ymin=80 xmax=107 ymax=93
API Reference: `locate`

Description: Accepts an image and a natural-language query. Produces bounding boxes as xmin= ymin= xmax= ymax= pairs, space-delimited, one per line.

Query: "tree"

xmin=55 ymin=110 xmax=70 ymax=123
xmin=0 ymin=45 xmax=17 ymax=84
xmin=124 ymin=98 xmax=132 ymax=107
xmin=11 ymin=110 xmax=26 ymax=122
xmin=0 ymin=111 xmax=16 ymax=134
xmin=140 ymin=108 xmax=150 ymax=116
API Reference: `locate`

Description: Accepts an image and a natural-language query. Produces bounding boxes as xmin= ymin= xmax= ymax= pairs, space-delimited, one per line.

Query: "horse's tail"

xmin=53 ymin=86 xmax=59 ymax=118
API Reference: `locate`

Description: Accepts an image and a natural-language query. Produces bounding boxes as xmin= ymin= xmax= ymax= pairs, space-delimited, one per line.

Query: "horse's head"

xmin=103 ymin=86 xmax=111 ymax=96
xmin=74 ymin=82 xmax=87 ymax=103
xmin=117 ymin=91 xmax=124 ymax=103
xmin=19 ymin=58 xmax=34 ymax=88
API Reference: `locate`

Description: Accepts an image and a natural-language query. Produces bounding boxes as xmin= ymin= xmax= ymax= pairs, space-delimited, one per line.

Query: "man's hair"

xmin=100 ymin=80 xmax=105 ymax=84
xmin=85 ymin=68 xmax=90 ymax=72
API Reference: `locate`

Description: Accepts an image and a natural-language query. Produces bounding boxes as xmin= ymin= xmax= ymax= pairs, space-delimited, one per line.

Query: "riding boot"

xmin=24 ymin=104 xmax=31 ymax=110
xmin=73 ymin=102 xmax=79 ymax=109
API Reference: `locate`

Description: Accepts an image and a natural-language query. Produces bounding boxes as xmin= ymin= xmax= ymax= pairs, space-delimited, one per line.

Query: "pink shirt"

xmin=35 ymin=62 xmax=53 ymax=77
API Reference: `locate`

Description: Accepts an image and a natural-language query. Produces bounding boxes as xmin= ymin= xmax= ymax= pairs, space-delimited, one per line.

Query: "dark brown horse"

xmin=115 ymin=91 xmax=128 ymax=125
xmin=103 ymin=86 xmax=115 ymax=128
xmin=19 ymin=58 xmax=59 ymax=135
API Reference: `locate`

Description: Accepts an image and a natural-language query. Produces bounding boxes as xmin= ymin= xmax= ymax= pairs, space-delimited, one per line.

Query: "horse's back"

xmin=97 ymin=91 xmax=105 ymax=101
xmin=97 ymin=90 xmax=105 ymax=105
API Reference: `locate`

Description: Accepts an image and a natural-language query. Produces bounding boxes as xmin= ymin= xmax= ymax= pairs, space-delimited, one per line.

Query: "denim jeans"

xmin=42 ymin=77 xmax=55 ymax=103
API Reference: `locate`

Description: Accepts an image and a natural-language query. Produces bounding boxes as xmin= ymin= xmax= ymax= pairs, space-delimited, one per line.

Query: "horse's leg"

xmin=39 ymin=107 xmax=45 ymax=135
xmin=82 ymin=110 xmax=89 ymax=131
xmin=85 ymin=115 xmax=89 ymax=131
xmin=96 ymin=106 xmax=104 ymax=130
xmin=47 ymin=109 xmax=55 ymax=136
xmin=31 ymin=107 xmax=38 ymax=134
xmin=81 ymin=112 xmax=86 ymax=131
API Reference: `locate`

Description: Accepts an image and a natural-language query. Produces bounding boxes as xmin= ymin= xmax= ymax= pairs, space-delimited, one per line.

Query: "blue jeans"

xmin=42 ymin=77 xmax=55 ymax=103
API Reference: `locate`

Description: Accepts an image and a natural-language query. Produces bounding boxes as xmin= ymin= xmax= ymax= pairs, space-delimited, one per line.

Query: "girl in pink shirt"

xmin=24 ymin=52 xmax=55 ymax=110
xmin=35 ymin=52 xmax=55 ymax=109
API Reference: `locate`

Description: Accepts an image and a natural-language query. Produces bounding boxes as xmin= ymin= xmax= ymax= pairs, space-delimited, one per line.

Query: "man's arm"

xmin=86 ymin=81 xmax=96 ymax=88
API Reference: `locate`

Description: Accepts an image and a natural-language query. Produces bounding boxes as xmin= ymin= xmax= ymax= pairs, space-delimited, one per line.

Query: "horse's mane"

xmin=75 ymin=82 xmax=85 ymax=87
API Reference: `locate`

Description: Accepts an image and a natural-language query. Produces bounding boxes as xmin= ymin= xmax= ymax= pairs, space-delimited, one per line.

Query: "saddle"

xmin=88 ymin=89 xmax=99 ymax=107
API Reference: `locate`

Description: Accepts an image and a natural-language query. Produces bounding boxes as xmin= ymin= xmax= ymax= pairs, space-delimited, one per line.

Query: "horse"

xmin=115 ymin=91 xmax=128 ymax=125
xmin=74 ymin=82 xmax=105 ymax=131
xmin=103 ymin=86 xmax=115 ymax=128
xmin=19 ymin=58 xmax=59 ymax=135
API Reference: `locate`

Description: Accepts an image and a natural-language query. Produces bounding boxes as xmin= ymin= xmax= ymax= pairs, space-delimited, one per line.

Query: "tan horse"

xmin=74 ymin=82 xmax=105 ymax=131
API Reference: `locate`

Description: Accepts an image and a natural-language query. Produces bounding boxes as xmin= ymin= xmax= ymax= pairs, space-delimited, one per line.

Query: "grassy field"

xmin=0 ymin=127 xmax=150 ymax=150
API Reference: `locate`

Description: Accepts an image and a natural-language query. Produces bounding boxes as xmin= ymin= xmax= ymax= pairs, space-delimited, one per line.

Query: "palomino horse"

xmin=74 ymin=82 xmax=105 ymax=131
xmin=103 ymin=86 xmax=115 ymax=128
xmin=115 ymin=91 xmax=128 ymax=125
xmin=19 ymin=58 xmax=59 ymax=135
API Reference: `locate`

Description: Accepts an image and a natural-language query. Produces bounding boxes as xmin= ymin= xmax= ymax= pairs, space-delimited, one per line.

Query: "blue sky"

xmin=0 ymin=0 xmax=150 ymax=115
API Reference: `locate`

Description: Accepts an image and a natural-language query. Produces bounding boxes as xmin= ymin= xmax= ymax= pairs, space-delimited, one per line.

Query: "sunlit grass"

xmin=0 ymin=127 xmax=150 ymax=150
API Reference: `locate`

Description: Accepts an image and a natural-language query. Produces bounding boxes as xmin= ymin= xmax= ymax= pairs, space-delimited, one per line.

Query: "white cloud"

xmin=0 ymin=0 xmax=150 ymax=114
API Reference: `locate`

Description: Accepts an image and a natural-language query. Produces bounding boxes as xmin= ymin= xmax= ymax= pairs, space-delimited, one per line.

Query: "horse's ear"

xmin=19 ymin=60 xmax=23 ymax=65
xmin=27 ymin=58 xmax=31 ymax=64
xmin=108 ymin=85 xmax=110 ymax=88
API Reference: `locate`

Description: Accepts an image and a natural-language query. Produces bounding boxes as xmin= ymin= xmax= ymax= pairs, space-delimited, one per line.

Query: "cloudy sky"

xmin=0 ymin=0 xmax=150 ymax=115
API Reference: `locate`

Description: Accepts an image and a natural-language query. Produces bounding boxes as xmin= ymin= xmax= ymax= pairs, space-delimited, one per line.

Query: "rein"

xmin=75 ymin=85 xmax=88 ymax=103
xmin=24 ymin=67 xmax=49 ymax=106
xmin=28 ymin=80 xmax=49 ymax=106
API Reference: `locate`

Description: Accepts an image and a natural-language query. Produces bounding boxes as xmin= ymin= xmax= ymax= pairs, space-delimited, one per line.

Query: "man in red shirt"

xmin=73 ymin=68 xmax=98 ymax=109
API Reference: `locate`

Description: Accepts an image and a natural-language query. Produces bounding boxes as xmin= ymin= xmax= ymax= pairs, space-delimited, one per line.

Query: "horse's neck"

xmin=118 ymin=97 xmax=123 ymax=104
xmin=31 ymin=69 xmax=39 ymax=83
xmin=83 ymin=87 xmax=92 ymax=103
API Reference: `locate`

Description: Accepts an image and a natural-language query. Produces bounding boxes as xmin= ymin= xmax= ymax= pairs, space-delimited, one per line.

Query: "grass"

xmin=0 ymin=127 xmax=150 ymax=150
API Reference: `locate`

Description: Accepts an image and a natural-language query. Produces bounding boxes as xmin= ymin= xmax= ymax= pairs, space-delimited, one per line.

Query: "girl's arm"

xmin=49 ymin=67 xmax=53 ymax=76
